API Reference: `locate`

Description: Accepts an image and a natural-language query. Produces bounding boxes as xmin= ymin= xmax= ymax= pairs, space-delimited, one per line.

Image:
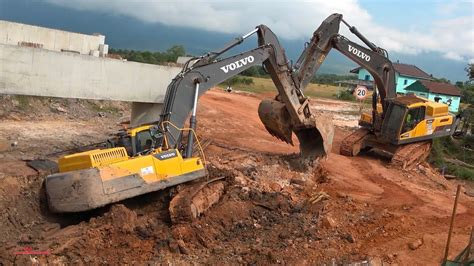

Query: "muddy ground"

xmin=0 ymin=90 xmax=473 ymax=265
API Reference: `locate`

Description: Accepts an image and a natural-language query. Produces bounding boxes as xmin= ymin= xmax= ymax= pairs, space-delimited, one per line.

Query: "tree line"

xmin=238 ymin=66 xmax=358 ymax=84
xmin=109 ymin=46 xmax=474 ymax=105
xmin=109 ymin=45 xmax=186 ymax=65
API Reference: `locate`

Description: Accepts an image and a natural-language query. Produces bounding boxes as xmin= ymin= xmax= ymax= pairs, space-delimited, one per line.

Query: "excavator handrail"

xmin=160 ymin=121 xmax=207 ymax=165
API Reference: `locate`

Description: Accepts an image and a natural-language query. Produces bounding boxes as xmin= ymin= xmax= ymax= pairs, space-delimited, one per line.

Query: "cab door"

xmin=399 ymin=106 xmax=426 ymax=140
xmin=381 ymin=102 xmax=408 ymax=144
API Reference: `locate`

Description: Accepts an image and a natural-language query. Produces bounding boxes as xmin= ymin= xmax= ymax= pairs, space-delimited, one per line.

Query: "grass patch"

xmin=86 ymin=101 xmax=121 ymax=114
xmin=219 ymin=76 xmax=349 ymax=100
xmin=14 ymin=95 xmax=31 ymax=110
xmin=429 ymin=136 xmax=474 ymax=180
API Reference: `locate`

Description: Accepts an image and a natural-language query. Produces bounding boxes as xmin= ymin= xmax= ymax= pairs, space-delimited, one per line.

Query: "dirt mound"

xmin=0 ymin=95 xmax=129 ymax=121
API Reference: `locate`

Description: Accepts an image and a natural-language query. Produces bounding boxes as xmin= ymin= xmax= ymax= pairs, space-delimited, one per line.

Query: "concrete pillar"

xmin=131 ymin=102 xmax=163 ymax=127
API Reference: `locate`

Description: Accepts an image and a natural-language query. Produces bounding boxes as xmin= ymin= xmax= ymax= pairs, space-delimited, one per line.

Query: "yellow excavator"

xmin=298 ymin=14 xmax=457 ymax=168
xmin=44 ymin=22 xmax=335 ymax=222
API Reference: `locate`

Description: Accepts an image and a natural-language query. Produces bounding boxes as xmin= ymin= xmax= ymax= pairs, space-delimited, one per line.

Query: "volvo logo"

xmin=220 ymin=55 xmax=255 ymax=73
xmin=348 ymin=45 xmax=371 ymax=62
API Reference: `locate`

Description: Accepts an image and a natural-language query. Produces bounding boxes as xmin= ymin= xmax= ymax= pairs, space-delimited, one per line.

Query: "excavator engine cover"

xmin=258 ymin=99 xmax=333 ymax=159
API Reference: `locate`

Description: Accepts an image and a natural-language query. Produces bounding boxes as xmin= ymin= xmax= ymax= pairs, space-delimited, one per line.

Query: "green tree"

xmin=109 ymin=46 xmax=187 ymax=64
xmin=165 ymin=45 xmax=186 ymax=62
xmin=433 ymin=77 xmax=451 ymax=84
xmin=466 ymin=64 xmax=473 ymax=80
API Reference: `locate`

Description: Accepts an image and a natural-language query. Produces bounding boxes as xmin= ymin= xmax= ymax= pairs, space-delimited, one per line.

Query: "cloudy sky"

xmin=45 ymin=0 xmax=473 ymax=63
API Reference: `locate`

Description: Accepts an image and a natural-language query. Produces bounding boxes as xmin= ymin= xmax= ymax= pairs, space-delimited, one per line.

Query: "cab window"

xmin=135 ymin=130 xmax=153 ymax=153
xmin=402 ymin=107 xmax=425 ymax=133
xmin=117 ymin=136 xmax=133 ymax=156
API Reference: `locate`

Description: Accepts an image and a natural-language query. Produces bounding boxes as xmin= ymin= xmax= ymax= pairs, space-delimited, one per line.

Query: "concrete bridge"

xmin=0 ymin=20 xmax=182 ymax=126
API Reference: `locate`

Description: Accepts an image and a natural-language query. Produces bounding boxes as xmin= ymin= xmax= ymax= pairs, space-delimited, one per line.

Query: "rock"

xmin=11 ymin=141 xmax=18 ymax=147
xmin=177 ymin=239 xmax=190 ymax=255
xmin=279 ymin=231 xmax=289 ymax=239
xmin=269 ymin=182 xmax=282 ymax=191
xmin=369 ymin=257 xmax=383 ymax=266
xmin=321 ymin=215 xmax=337 ymax=228
xmin=343 ymin=233 xmax=356 ymax=243
xmin=290 ymin=178 xmax=306 ymax=186
xmin=408 ymin=238 xmax=423 ymax=250
xmin=212 ymin=247 xmax=224 ymax=254
xmin=168 ymin=239 xmax=180 ymax=253
xmin=54 ymin=106 xmax=67 ymax=113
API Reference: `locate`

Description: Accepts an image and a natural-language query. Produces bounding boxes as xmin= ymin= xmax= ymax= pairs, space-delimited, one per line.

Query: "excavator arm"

xmin=158 ymin=25 xmax=334 ymax=159
xmin=292 ymin=14 xmax=396 ymax=119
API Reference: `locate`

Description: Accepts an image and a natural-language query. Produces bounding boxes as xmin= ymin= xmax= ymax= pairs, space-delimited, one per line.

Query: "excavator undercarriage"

xmin=340 ymin=128 xmax=432 ymax=169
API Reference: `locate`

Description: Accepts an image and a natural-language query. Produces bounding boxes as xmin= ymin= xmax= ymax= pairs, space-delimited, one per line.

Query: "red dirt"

xmin=0 ymin=89 xmax=472 ymax=264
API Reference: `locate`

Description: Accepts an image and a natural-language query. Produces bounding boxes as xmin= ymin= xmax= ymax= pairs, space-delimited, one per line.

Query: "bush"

xmin=109 ymin=45 xmax=186 ymax=65
xmin=429 ymin=136 xmax=474 ymax=180
xmin=335 ymin=89 xmax=355 ymax=101
xmin=224 ymin=76 xmax=254 ymax=86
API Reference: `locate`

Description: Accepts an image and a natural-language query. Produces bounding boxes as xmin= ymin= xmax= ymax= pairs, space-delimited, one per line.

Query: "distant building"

xmin=404 ymin=80 xmax=461 ymax=112
xmin=350 ymin=62 xmax=433 ymax=94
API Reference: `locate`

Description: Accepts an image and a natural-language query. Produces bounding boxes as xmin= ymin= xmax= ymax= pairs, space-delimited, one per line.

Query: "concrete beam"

xmin=0 ymin=44 xmax=181 ymax=103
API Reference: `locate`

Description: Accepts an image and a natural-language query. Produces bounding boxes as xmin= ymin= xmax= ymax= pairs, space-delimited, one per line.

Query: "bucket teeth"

xmin=263 ymin=125 xmax=293 ymax=145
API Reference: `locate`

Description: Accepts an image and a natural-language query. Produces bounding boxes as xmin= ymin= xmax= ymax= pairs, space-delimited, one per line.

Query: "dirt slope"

xmin=0 ymin=89 xmax=472 ymax=264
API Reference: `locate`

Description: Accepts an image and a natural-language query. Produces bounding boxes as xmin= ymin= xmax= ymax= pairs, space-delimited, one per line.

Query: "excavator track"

xmin=169 ymin=177 xmax=226 ymax=224
xmin=391 ymin=141 xmax=432 ymax=170
xmin=340 ymin=128 xmax=370 ymax=156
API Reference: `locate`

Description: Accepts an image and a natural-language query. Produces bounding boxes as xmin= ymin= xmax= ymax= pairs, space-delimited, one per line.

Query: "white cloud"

xmin=444 ymin=51 xmax=464 ymax=61
xmin=46 ymin=0 xmax=474 ymax=62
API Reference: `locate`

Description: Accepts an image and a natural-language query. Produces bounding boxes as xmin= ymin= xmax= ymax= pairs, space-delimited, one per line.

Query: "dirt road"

xmin=0 ymin=89 xmax=472 ymax=264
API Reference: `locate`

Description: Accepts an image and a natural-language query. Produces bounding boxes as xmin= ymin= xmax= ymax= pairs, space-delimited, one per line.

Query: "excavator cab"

xmin=380 ymin=95 xmax=456 ymax=145
xmin=106 ymin=125 xmax=156 ymax=157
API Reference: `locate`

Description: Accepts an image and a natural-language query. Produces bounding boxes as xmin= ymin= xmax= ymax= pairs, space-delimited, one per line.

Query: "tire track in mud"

xmin=349 ymin=157 xmax=421 ymax=208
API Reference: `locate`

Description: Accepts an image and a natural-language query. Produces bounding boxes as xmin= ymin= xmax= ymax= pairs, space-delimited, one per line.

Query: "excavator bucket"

xmin=258 ymin=99 xmax=294 ymax=144
xmin=258 ymin=99 xmax=334 ymax=159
